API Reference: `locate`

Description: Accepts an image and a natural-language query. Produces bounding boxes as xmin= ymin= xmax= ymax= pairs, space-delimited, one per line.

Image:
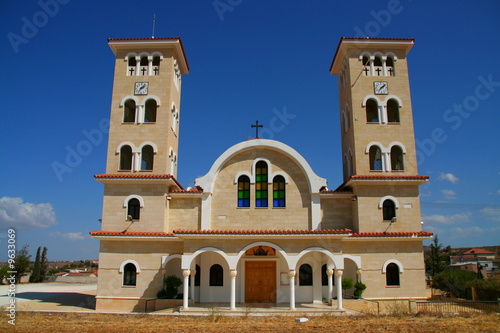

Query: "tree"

xmin=353 ymin=282 xmax=367 ymax=299
xmin=157 ymin=275 xmax=183 ymax=299
xmin=425 ymin=235 xmax=451 ymax=277
xmin=0 ymin=266 xmax=9 ymax=284
xmin=432 ymin=269 xmax=477 ymax=299
xmin=29 ymin=247 xmax=41 ymax=283
xmin=40 ymin=247 xmax=48 ymax=281
xmin=14 ymin=244 xmax=31 ymax=283
xmin=341 ymin=278 xmax=354 ymax=298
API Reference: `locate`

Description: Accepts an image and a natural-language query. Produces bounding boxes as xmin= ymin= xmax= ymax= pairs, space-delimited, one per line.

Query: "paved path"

xmin=0 ymin=282 xmax=97 ymax=311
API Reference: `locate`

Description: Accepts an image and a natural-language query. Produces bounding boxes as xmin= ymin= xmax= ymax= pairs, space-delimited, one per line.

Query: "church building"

xmin=90 ymin=36 xmax=432 ymax=312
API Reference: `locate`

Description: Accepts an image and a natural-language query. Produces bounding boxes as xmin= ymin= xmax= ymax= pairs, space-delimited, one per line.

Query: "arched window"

xmin=321 ymin=264 xmax=329 ymax=286
xmin=273 ymin=175 xmax=286 ymax=207
xmin=123 ymin=99 xmax=136 ymax=123
xmin=390 ymin=146 xmax=404 ymax=171
xmin=169 ymin=150 xmax=177 ymax=175
xmin=383 ymin=199 xmax=396 ymax=221
xmin=345 ymin=108 xmax=351 ymax=131
xmin=141 ymin=145 xmax=154 ymax=171
xmin=123 ymin=263 xmax=137 ymax=286
xmin=119 ymin=145 xmax=133 ymax=171
xmin=362 ymin=55 xmax=370 ymax=76
xmin=299 ymin=264 xmax=313 ymax=286
xmin=387 ymin=99 xmax=400 ymax=123
xmin=127 ymin=198 xmax=140 ymax=220
xmin=195 ymin=264 xmax=201 ymax=287
xmin=127 ymin=57 xmax=137 ymax=76
xmin=374 ymin=56 xmax=383 ymax=76
xmin=237 ymin=175 xmax=250 ymax=207
xmin=171 ymin=105 xmax=179 ymax=133
xmin=140 ymin=56 xmax=148 ymax=76
xmin=340 ymin=113 xmax=345 ymax=133
xmin=366 ymin=99 xmax=379 ymax=123
xmin=386 ymin=57 xmax=395 ymax=76
xmin=386 ymin=263 xmax=400 ymax=286
xmin=152 ymin=56 xmax=161 ymax=75
xmin=343 ymin=155 xmax=348 ymax=180
xmin=144 ymin=99 xmax=157 ymax=123
xmin=255 ymin=161 xmax=268 ymax=207
xmin=369 ymin=146 xmax=382 ymax=171
xmin=209 ymin=264 xmax=223 ymax=286
xmin=349 ymin=153 xmax=353 ymax=176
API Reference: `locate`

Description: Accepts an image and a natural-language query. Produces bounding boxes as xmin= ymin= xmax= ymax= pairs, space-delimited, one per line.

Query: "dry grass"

xmin=1 ymin=312 xmax=499 ymax=332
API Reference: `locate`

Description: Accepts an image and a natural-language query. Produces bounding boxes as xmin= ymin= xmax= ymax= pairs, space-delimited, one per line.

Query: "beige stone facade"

xmin=91 ymin=37 xmax=432 ymax=312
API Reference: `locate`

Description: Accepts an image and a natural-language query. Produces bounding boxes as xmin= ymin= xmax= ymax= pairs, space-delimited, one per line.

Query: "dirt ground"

xmin=1 ymin=312 xmax=499 ymax=332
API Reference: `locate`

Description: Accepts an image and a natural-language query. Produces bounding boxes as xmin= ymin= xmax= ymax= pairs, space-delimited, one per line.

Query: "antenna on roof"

xmin=151 ymin=14 xmax=156 ymax=39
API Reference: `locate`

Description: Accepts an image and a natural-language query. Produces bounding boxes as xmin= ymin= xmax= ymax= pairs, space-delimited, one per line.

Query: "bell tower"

xmin=330 ymin=38 xmax=427 ymax=233
xmin=105 ymin=38 xmax=189 ymax=177
xmin=330 ymin=37 xmax=418 ymax=180
xmin=97 ymin=38 xmax=189 ymax=233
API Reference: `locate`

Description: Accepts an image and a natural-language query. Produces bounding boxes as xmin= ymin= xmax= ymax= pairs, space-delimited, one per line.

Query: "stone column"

xmin=288 ymin=270 xmax=296 ymax=310
xmin=327 ymin=269 xmax=334 ymax=304
xmin=182 ymin=269 xmax=190 ymax=310
xmin=147 ymin=56 xmax=153 ymax=76
xmin=190 ymin=269 xmax=196 ymax=302
xmin=230 ymin=270 xmax=237 ymax=310
xmin=335 ymin=269 xmax=344 ymax=310
xmin=135 ymin=56 xmax=140 ymax=77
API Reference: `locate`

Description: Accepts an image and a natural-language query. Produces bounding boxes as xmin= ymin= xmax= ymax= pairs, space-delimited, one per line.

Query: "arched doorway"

xmin=244 ymin=245 xmax=277 ymax=303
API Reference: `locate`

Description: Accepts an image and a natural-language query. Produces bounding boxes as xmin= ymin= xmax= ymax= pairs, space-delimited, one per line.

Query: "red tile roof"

xmin=94 ymin=174 xmax=184 ymax=189
xmin=170 ymin=187 xmax=203 ymax=193
xmin=89 ymin=231 xmax=174 ymax=237
xmin=340 ymin=37 xmax=415 ymax=42
xmin=351 ymin=231 xmax=433 ymax=238
xmin=464 ymin=248 xmax=495 ymax=255
xmin=330 ymin=37 xmax=415 ymax=72
xmin=173 ymin=229 xmax=352 ymax=235
xmin=90 ymin=229 xmax=433 ymax=238
xmin=320 ymin=189 xmax=353 ymax=194
xmin=349 ymin=175 xmax=429 ymax=180
xmin=107 ymin=37 xmax=190 ymax=71
xmin=108 ymin=37 xmax=182 ymax=42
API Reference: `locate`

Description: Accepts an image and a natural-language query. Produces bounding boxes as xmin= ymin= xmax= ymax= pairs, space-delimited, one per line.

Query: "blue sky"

xmin=1 ymin=0 xmax=499 ymax=261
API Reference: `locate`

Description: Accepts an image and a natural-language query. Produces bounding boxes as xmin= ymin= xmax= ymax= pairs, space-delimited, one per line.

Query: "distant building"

xmin=450 ymin=248 xmax=497 ymax=278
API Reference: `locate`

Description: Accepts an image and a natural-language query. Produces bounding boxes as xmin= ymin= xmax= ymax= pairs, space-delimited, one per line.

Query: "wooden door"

xmin=245 ymin=261 xmax=276 ymax=303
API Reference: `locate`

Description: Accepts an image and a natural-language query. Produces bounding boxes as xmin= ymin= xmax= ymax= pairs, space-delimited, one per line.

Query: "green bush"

xmin=157 ymin=275 xmax=183 ymax=299
xmin=432 ymin=269 xmax=478 ymax=298
xmin=341 ymin=278 xmax=354 ymax=297
xmin=353 ymin=282 xmax=367 ymax=299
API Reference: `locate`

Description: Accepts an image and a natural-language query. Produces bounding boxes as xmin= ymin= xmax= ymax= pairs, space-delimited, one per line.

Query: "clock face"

xmin=374 ymin=81 xmax=388 ymax=95
xmin=134 ymin=82 xmax=149 ymax=95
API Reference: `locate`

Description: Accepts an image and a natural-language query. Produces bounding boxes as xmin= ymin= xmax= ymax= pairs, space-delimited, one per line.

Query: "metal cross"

xmin=375 ymin=67 xmax=382 ymax=76
xmin=129 ymin=67 xmax=135 ymax=76
xmin=141 ymin=67 xmax=147 ymax=75
xmin=251 ymin=120 xmax=263 ymax=138
xmin=388 ymin=67 xmax=394 ymax=76
xmin=363 ymin=67 xmax=369 ymax=76
xmin=153 ymin=67 xmax=159 ymax=75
